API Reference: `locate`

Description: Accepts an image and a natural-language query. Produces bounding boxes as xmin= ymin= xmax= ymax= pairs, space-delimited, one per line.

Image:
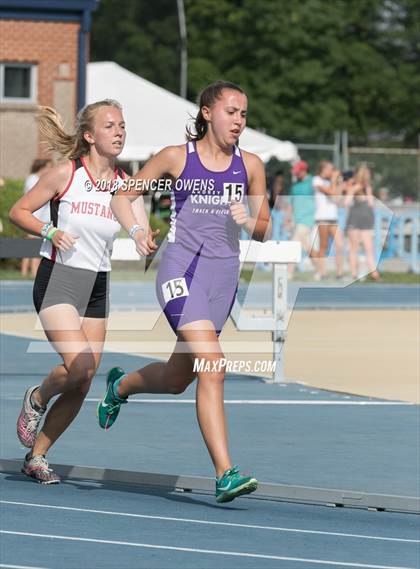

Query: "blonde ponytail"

xmin=354 ymin=163 xmax=371 ymax=188
xmin=37 ymin=99 xmax=122 ymax=159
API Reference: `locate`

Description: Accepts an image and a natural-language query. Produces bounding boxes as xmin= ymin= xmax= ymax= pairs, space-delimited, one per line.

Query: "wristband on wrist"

xmin=40 ymin=222 xmax=53 ymax=238
xmin=46 ymin=227 xmax=58 ymax=241
xmin=129 ymin=224 xmax=144 ymax=239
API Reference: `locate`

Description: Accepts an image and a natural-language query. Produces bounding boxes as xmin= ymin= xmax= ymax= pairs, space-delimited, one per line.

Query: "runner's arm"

xmin=231 ymin=152 xmax=272 ymax=242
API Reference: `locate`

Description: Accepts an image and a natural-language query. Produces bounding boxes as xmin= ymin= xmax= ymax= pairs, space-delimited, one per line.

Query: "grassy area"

xmin=239 ymin=270 xmax=420 ymax=284
xmin=1 ymin=268 xmax=418 ymax=284
xmin=370 ymin=272 xmax=420 ymax=284
xmin=0 ymin=270 xmax=34 ymax=280
xmin=111 ymin=271 xmax=418 ymax=284
xmin=0 ymin=267 xmax=158 ymax=282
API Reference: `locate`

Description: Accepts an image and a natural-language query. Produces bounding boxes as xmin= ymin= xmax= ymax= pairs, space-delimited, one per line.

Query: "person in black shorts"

xmin=344 ymin=164 xmax=380 ymax=281
xmin=10 ymin=100 xmax=156 ymax=483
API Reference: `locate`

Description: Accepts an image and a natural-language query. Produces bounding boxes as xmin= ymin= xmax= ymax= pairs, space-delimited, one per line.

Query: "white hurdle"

xmin=112 ymin=238 xmax=302 ymax=382
xmin=235 ymin=240 xmax=302 ymax=382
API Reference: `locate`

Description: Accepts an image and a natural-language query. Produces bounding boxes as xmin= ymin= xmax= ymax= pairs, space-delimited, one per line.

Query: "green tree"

xmin=91 ymin=0 xmax=419 ymax=144
xmin=91 ymin=0 xmax=181 ymax=95
xmin=185 ymin=0 xmax=419 ymax=143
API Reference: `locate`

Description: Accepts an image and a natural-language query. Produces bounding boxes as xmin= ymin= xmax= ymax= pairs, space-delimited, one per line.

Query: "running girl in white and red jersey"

xmin=98 ymin=81 xmax=272 ymax=503
xmin=10 ymin=100 xmax=156 ymax=484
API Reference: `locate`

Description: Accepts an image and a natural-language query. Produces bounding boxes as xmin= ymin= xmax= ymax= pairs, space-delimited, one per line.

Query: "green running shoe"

xmin=215 ymin=466 xmax=258 ymax=503
xmin=97 ymin=367 xmax=127 ymax=430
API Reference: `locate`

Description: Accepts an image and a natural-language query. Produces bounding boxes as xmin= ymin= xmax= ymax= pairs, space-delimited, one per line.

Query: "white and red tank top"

xmin=40 ymin=157 xmax=124 ymax=272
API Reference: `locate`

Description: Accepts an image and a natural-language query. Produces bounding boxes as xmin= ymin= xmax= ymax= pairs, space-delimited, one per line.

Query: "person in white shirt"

xmin=21 ymin=159 xmax=52 ymax=277
xmin=310 ymin=160 xmax=344 ymax=280
xmin=9 ymin=100 xmax=156 ymax=484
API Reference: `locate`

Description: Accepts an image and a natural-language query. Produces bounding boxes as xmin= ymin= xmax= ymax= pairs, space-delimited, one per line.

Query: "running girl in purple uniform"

xmin=98 ymin=81 xmax=272 ymax=502
xmin=10 ymin=100 xmax=155 ymax=484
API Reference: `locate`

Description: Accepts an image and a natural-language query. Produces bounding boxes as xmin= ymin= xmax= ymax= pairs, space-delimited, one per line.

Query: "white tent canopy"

xmin=87 ymin=61 xmax=298 ymax=163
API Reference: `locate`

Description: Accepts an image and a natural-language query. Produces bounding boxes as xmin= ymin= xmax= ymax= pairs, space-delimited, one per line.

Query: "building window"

xmin=0 ymin=63 xmax=37 ymax=103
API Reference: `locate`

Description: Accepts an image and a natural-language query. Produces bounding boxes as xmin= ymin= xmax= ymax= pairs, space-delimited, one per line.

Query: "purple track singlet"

xmin=167 ymin=140 xmax=248 ymax=258
xmin=157 ymin=141 xmax=248 ymax=333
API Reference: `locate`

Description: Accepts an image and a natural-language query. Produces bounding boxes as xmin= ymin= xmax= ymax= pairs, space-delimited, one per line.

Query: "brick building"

xmin=0 ymin=0 xmax=99 ymax=178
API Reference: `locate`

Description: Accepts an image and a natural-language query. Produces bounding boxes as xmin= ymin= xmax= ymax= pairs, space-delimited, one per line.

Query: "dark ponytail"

xmin=186 ymin=80 xmax=245 ymax=141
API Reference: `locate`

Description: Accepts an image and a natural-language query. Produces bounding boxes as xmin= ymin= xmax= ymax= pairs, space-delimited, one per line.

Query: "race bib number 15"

xmin=162 ymin=277 xmax=189 ymax=303
xmin=222 ymin=183 xmax=244 ymax=204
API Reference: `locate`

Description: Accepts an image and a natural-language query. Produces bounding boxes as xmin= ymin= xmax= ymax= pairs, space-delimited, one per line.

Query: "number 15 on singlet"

xmin=222 ymin=183 xmax=244 ymax=204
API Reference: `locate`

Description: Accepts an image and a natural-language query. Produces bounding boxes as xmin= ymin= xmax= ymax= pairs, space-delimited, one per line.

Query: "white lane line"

xmin=0 ymin=564 xmax=50 ymax=569
xmin=2 ymin=397 xmax=414 ymax=406
xmin=79 ymin=399 xmax=412 ymax=406
xmin=2 ymin=501 xmax=418 ymax=544
xmin=0 ymin=530 xmax=415 ymax=569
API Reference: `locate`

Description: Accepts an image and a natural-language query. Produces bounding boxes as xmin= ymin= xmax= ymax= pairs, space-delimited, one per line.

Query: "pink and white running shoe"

xmin=17 ymin=386 xmax=46 ymax=448
xmin=22 ymin=453 xmax=60 ymax=484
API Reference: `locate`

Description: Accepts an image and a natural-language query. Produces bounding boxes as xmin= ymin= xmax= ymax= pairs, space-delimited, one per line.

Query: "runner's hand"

xmin=147 ymin=229 xmax=160 ymax=252
xmin=51 ymin=230 xmax=79 ymax=252
xmin=134 ymin=228 xmax=160 ymax=256
xmin=230 ymin=201 xmax=249 ymax=226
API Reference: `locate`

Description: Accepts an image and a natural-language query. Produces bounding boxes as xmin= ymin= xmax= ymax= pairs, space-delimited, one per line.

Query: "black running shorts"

xmin=33 ymin=258 xmax=109 ymax=318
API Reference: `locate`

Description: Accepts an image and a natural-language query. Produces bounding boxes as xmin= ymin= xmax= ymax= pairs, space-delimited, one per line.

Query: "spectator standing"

xmin=269 ymin=170 xmax=292 ymax=240
xmin=345 ymin=164 xmax=380 ymax=281
xmin=288 ymin=160 xmax=316 ymax=277
xmin=310 ymin=160 xmax=344 ymax=280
